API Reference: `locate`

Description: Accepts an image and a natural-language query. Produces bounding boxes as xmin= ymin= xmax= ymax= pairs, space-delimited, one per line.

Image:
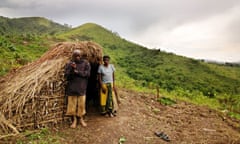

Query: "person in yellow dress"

xmin=98 ymin=55 xmax=120 ymax=117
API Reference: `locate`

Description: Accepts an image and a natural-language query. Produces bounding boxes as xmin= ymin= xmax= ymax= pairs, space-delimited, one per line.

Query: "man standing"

xmin=64 ymin=49 xmax=91 ymax=128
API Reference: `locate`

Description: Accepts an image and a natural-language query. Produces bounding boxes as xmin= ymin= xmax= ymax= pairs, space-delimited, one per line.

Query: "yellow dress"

xmin=100 ymin=83 xmax=118 ymax=114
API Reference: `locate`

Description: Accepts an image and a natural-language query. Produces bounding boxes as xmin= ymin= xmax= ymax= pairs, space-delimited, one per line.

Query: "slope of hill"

xmin=0 ymin=18 xmax=239 ymax=117
xmin=0 ymin=16 xmax=70 ymax=35
xmin=57 ymin=23 xmax=240 ymax=96
xmin=0 ymin=16 xmax=70 ymax=75
xmin=56 ymin=23 xmax=240 ymax=117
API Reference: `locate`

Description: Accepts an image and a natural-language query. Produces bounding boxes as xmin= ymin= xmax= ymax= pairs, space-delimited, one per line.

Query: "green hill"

xmin=0 ymin=18 xmax=239 ymax=117
xmin=0 ymin=16 xmax=70 ymax=35
xmin=0 ymin=16 xmax=70 ymax=75
xmin=58 ymin=23 xmax=240 ymax=95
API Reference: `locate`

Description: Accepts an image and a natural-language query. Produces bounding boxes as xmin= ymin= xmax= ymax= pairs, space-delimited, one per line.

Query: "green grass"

xmin=157 ymin=97 xmax=176 ymax=106
xmin=0 ymin=17 xmax=239 ymax=118
xmin=0 ymin=35 xmax=55 ymax=76
xmin=16 ymin=128 xmax=61 ymax=144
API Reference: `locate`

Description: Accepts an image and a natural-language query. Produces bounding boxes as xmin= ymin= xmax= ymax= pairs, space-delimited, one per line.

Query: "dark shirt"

xmin=64 ymin=59 xmax=91 ymax=96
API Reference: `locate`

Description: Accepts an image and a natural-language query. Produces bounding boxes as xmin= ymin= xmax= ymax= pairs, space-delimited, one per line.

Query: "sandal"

xmin=107 ymin=112 xmax=115 ymax=117
xmin=155 ymin=131 xmax=170 ymax=142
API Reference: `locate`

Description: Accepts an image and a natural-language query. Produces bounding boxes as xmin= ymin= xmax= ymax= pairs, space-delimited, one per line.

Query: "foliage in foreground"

xmin=16 ymin=128 xmax=61 ymax=144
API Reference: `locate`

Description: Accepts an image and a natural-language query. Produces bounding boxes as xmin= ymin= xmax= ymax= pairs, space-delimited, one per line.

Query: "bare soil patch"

xmin=53 ymin=89 xmax=240 ymax=144
xmin=3 ymin=88 xmax=240 ymax=144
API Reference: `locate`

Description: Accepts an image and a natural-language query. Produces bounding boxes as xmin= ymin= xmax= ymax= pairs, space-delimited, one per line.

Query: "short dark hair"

xmin=103 ymin=55 xmax=110 ymax=60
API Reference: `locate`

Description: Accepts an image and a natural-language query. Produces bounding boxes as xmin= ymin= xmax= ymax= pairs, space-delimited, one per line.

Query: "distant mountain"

xmin=0 ymin=16 xmax=70 ymax=35
xmin=56 ymin=23 xmax=240 ymax=96
xmin=0 ymin=17 xmax=240 ymax=97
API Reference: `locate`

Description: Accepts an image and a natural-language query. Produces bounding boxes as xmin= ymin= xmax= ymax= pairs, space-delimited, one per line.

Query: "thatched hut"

xmin=0 ymin=41 xmax=103 ymax=138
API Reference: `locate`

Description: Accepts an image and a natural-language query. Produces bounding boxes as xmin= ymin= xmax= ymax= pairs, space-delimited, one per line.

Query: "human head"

xmin=73 ymin=49 xmax=81 ymax=55
xmin=72 ymin=49 xmax=81 ymax=62
xmin=103 ymin=55 xmax=110 ymax=65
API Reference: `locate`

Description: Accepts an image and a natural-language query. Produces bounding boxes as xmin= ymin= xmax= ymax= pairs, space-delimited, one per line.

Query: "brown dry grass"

xmin=0 ymin=41 xmax=103 ymax=138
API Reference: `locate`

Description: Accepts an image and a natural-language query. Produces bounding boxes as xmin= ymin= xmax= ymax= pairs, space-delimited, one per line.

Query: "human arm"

xmin=98 ymin=65 xmax=107 ymax=93
xmin=98 ymin=73 xmax=107 ymax=93
xmin=64 ymin=62 xmax=75 ymax=80
xmin=112 ymin=71 xmax=115 ymax=90
xmin=74 ymin=61 xmax=91 ymax=78
xmin=112 ymin=71 xmax=120 ymax=104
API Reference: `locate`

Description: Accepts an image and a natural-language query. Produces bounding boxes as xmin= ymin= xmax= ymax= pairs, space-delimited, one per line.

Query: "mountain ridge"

xmin=0 ymin=16 xmax=239 ymax=116
xmin=0 ymin=16 xmax=70 ymax=35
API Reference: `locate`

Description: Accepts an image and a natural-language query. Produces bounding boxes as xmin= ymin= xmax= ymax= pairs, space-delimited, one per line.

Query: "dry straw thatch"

xmin=0 ymin=41 xmax=103 ymax=138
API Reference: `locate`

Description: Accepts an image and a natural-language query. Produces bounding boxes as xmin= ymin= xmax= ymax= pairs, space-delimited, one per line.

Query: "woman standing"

xmin=98 ymin=55 xmax=119 ymax=117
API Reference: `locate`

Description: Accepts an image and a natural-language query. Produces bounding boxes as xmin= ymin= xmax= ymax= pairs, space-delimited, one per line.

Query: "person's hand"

xmin=117 ymin=99 xmax=121 ymax=105
xmin=113 ymin=83 xmax=116 ymax=89
xmin=101 ymin=85 xmax=107 ymax=93
xmin=113 ymin=86 xmax=120 ymax=105
xmin=73 ymin=69 xmax=78 ymax=73
xmin=71 ymin=62 xmax=76 ymax=69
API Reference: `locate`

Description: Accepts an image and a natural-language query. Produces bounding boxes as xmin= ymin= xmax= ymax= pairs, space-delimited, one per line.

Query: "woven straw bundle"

xmin=0 ymin=41 xmax=103 ymax=138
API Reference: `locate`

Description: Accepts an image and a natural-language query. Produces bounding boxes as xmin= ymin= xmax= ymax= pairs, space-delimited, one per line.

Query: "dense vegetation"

xmin=0 ymin=16 xmax=70 ymax=35
xmin=0 ymin=17 xmax=239 ymax=118
xmin=58 ymin=23 xmax=240 ymax=94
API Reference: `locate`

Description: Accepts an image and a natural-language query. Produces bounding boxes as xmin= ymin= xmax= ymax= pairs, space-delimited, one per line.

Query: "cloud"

xmin=129 ymin=4 xmax=240 ymax=62
xmin=0 ymin=0 xmax=240 ymax=62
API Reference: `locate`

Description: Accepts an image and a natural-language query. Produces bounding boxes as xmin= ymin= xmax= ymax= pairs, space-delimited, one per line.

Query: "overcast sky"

xmin=1 ymin=0 xmax=240 ymax=62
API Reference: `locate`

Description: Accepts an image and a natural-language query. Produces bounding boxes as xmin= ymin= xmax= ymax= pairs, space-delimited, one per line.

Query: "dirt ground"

xmin=49 ymin=89 xmax=240 ymax=144
xmin=3 ymin=88 xmax=239 ymax=144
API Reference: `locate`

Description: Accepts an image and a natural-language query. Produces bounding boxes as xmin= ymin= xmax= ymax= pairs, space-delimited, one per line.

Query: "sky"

xmin=1 ymin=0 xmax=240 ymax=62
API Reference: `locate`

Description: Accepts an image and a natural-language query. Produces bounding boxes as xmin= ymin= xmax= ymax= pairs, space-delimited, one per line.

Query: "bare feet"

xmin=70 ymin=116 xmax=77 ymax=128
xmin=70 ymin=121 xmax=77 ymax=128
xmin=109 ymin=113 xmax=114 ymax=118
xmin=80 ymin=118 xmax=87 ymax=127
xmin=108 ymin=112 xmax=114 ymax=118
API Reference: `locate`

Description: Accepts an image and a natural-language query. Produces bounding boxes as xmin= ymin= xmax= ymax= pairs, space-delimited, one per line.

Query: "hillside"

xmin=0 ymin=16 xmax=71 ymax=75
xmin=0 ymin=16 xmax=70 ymax=35
xmin=57 ymin=23 xmax=240 ymax=96
xmin=0 ymin=17 xmax=240 ymax=117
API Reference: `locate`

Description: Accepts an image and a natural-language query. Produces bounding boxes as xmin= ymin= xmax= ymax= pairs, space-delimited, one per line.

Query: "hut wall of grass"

xmin=0 ymin=41 xmax=103 ymax=138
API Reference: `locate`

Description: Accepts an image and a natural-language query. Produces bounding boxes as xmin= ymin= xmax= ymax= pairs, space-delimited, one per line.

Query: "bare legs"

xmin=70 ymin=116 xmax=77 ymax=128
xmin=80 ymin=117 xmax=87 ymax=127
xmin=70 ymin=116 xmax=87 ymax=128
xmin=67 ymin=96 xmax=87 ymax=128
